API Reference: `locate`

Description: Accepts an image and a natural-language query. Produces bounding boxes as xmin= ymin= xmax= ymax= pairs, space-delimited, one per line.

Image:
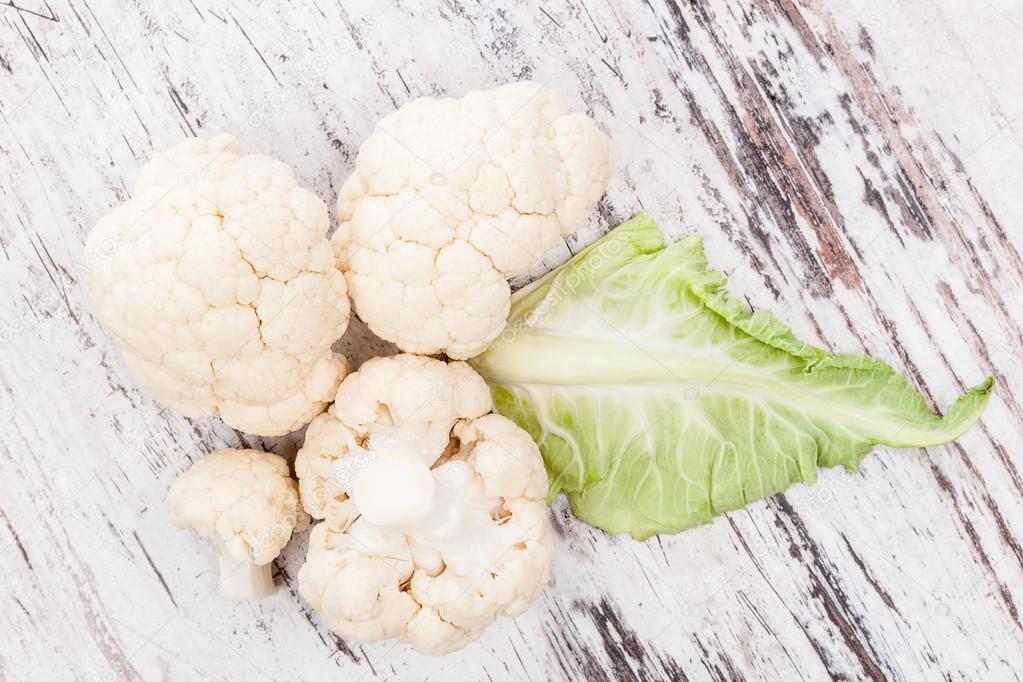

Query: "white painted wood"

xmin=1 ymin=1 xmax=1021 ymax=679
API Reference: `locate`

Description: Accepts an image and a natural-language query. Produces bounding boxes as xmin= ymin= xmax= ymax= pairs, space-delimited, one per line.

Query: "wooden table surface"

xmin=2 ymin=1 xmax=1021 ymax=679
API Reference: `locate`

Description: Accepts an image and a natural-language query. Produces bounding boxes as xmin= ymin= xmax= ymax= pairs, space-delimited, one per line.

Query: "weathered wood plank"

xmin=1 ymin=1 xmax=1020 ymax=679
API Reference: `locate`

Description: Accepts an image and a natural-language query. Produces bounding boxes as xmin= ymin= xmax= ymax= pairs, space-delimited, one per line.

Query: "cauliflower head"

xmin=334 ymin=81 xmax=611 ymax=359
xmin=169 ymin=448 xmax=309 ymax=599
xmin=84 ymin=134 xmax=351 ymax=436
xmin=295 ymin=354 xmax=553 ymax=655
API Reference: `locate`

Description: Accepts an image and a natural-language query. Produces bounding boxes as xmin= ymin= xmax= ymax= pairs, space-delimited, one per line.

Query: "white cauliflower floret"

xmin=168 ymin=448 xmax=309 ymax=599
xmin=295 ymin=355 xmax=553 ymax=655
xmin=334 ymin=81 xmax=611 ymax=359
xmin=84 ymin=134 xmax=351 ymax=436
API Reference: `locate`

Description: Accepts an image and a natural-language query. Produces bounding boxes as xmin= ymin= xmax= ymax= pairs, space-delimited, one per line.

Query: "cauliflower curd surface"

xmin=334 ymin=81 xmax=611 ymax=359
xmin=85 ymin=134 xmax=350 ymax=436
xmin=295 ymin=354 xmax=554 ymax=655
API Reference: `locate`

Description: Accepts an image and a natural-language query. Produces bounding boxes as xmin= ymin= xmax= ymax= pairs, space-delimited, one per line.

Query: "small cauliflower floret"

xmin=295 ymin=355 xmax=553 ymax=655
xmin=83 ymin=134 xmax=351 ymax=436
xmin=334 ymin=81 xmax=611 ymax=359
xmin=169 ymin=448 xmax=309 ymax=600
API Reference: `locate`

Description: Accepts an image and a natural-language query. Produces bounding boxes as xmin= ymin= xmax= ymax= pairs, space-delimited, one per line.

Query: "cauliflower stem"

xmin=214 ymin=536 xmax=276 ymax=600
xmin=169 ymin=449 xmax=309 ymax=601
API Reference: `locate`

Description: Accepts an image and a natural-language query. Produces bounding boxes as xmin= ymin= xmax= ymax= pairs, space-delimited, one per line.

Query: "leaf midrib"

xmin=477 ymin=330 xmax=937 ymax=444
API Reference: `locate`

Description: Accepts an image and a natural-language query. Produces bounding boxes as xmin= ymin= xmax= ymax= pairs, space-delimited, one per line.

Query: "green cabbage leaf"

xmin=471 ymin=213 xmax=993 ymax=539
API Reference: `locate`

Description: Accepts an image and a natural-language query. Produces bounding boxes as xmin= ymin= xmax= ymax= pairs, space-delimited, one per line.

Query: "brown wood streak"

xmin=0 ymin=0 xmax=1020 ymax=679
xmin=633 ymin=0 xmax=1023 ymax=679
xmin=787 ymin=0 xmax=1023 ymax=639
xmin=774 ymin=497 xmax=890 ymax=681
xmin=656 ymin=0 xmax=851 ymax=296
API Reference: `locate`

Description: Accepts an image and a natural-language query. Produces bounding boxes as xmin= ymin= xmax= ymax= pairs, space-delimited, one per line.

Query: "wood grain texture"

xmin=1 ymin=0 xmax=1021 ymax=679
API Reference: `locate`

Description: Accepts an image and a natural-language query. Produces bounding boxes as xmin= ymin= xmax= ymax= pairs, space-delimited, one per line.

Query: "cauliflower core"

xmin=334 ymin=81 xmax=611 ymax=359
xmin=295 ymin=354 xmax=553 ymax=655
xmin=169 ymin=448 xmax=308 ymax=600
xmin=84 ymin=134 xmax=350 ymax=436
